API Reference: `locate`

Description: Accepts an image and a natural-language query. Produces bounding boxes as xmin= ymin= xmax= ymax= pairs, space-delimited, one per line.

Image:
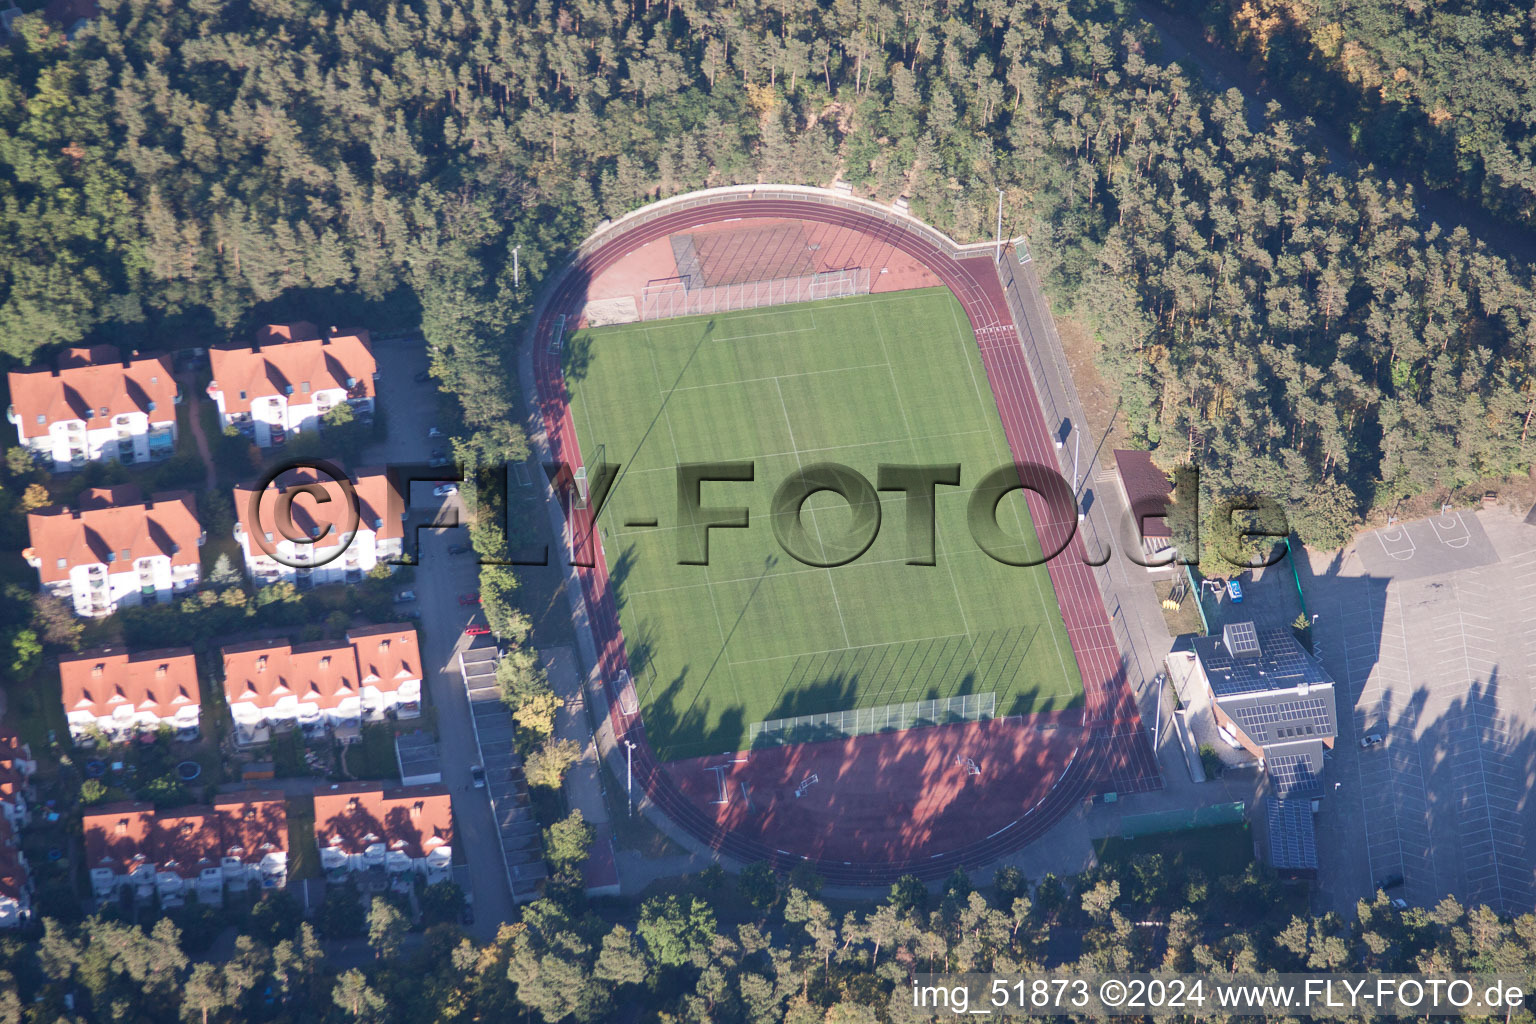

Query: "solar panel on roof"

xmin=1268 ymin=752 xmax=1321 ymax=796
xmin=1266 ymin=799 xmax=1319 ymax=870
xmin=1224 ymin=621 xmax=1262 ymax=657
xmin=1194 ymin=627 xmax=1332 ymax=696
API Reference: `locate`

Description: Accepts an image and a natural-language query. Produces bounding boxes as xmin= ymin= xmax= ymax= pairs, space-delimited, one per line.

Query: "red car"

xmin=458 ymin=593 xmax=481 ymax=605
xmin=464 ymin=625 xmax=491 ymax=636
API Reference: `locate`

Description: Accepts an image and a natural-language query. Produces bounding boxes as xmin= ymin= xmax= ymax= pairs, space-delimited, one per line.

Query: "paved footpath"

xmin=544 ymin=646 xmax=620 ymax=890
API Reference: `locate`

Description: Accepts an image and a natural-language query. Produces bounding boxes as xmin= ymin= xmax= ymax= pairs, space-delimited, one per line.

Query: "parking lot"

xmin=1305 ymin=508 xmax=1536 ymax=915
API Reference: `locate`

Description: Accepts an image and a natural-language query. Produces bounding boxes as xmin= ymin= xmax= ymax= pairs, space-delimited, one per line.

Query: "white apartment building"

xmin=57 ymin=647 xmax=201 ymax=744
xmin=232 ymin=466 xmax=402 ymax=588
xmin=221 ymin=625 xmax=421 ymax=746
xmin=23 ymin=485 xmax=203 ymax=618
xmin=206 ymin=323 xmax=377 ymax=447
xmin=313 ymin=783 xmax=452 ymax=891
xmin=83 ymin=795 xmax=287 ymax=905
xmin=6 ymin=345 xmax=178 ymax=472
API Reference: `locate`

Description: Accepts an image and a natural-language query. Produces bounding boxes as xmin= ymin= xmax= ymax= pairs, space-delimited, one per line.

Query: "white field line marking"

xmin=774 ymin=375 xmax=851 ymax=649
xmin=945 ymin=297 xmax=1073 ymax=688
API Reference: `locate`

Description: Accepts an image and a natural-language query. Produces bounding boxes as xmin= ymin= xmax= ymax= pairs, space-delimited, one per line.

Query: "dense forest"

xmin=7 ymin=841 xmax=1536 ymax=1024
xmin=0 ymin=0 xmax=1532 ymax=552
xmin=2 ymin=0 xmax=1535 ymax=1019
xmin=1175 ymin=0 xmax=1536 ymax=233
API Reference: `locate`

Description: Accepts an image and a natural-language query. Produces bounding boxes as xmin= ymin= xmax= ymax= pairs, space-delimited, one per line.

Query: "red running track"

xmin=530 ymin=196 xmax=1160 ymax=884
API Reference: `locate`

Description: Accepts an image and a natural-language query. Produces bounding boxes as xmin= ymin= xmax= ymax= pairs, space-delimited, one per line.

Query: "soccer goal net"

xmin=748 ymin=692 xmax=995 ymax=748
xmin=641 ymin=267 xmax=870 ymax=321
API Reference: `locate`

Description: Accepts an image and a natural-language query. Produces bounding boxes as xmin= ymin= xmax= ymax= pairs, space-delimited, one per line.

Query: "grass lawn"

xmin=344 ymin=723 xmax=399 ymax=780
xmin=564 ymin=288 xmax=1082 ymax=760
xmin=1095 ymin=823 xmax=1254 ymax=879
xmin=285 ymin=796 xmax=319 ymax=881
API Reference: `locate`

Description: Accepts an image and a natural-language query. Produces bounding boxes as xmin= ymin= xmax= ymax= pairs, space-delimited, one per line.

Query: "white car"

xmin=394 ymin=590 xmax=416 ymax=603
xmin=1359 ymin=733 xmax=1385 ymax=750
xmin=433 ymin=484 xmax=458 ymax=497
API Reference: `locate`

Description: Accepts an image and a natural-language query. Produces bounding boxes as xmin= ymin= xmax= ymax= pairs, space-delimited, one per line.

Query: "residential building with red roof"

xmin=82 ymin=802 xmax=156 ymax=899
xmin=152 ymin=809 xmax=224 ymax=907
xmin=348 ymin=624 xmax=423 ymax=722
xmin=222 ymin=624 xmax=420 ymax=745
xmin=0 ymin=817 xmax=30 ymax=928
xmin=232 ymin=465 xmax=402 ymax=587
xmin=6 ymin=346 xmax=179 ymax=472
xmin=214 ymin=792 xmax=289 ymax=891
xmin=0 ymin=729 xmax=36 ymax=828
xmin=58 ymin=647 xmax=201 ymax=744
xmin=206 ymin=323 xmax=376 ymax=447
xmin=82 ymin=794 xmax=287 ymax=905
xmin=222 ymin=638 xmax=359 ymax=744
xmin=313 ymin=782 xmax=452 ymax=888
xmin=23 ymin=485 xmax=203 ymax=617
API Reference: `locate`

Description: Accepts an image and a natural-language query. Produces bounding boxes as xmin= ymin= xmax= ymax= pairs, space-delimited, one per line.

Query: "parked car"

xmin=428 ymin=425 xmax=444 ymax=438
xmin=464 ymin=625 xmax=491 ymax=636
xmin=1359 ymin=733 xmax=1384 ymax=749
xmin=413 ymin=370 xmax=433 ymax=383
xmin=471 ymin=765 xmax=486 ymax=789
xmin=428 ymin=449 xmax=450 ymax=467
xmin=461 ymin=904 xmax=475 ymax=925
xmin=433 ymin=484 xmax=458 ymax=497
xmin=1377 ymin=873 xmax=1406 ymax=891
xmin=1390 ymin=897 xmax=1409 ymax=910
xmin=447 ymin=544 xmax=471 ymax=555
xmin=394 ymin=590 xmax=417 ymax=603
xmin=458 ymin=593 xmax=480 ymax=605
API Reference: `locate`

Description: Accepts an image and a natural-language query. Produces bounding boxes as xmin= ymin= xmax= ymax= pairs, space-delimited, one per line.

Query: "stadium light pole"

xmin=513 ymin=245 xmax=520 ymax=288
xmin=994 ymin=188 xmax=1004 ymax=262
xmin=1074 ymin=431 xmax=1086 ymax=521
xmin=625 ymin=740 xmax=636 ymax=817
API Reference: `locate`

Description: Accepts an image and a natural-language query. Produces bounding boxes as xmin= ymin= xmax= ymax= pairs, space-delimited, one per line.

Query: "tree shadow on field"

xmin=562 ymin=330 xmax=595 ymax=386
xmin=641 ymin=662 xmax=749 ymax=761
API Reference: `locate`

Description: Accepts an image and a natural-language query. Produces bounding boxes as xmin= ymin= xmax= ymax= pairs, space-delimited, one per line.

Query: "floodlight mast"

xmin=994 ymin=188 xmax=1004 ymax=262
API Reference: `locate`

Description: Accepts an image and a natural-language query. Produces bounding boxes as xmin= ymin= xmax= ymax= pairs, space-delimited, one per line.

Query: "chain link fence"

xmin=749 ymin=692 xmax=996 ymax=748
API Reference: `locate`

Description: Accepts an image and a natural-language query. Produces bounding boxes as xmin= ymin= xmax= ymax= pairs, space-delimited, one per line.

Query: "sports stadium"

xmin=524 ymin=187 xmax=1160 ymax=884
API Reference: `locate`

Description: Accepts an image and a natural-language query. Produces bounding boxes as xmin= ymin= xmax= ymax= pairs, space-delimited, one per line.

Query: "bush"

xmin=419 ymin=881 xmax=466 ymax=927
xmin=1198 ymin=744 xmax=1224 ymax=779
xmin=320 ymin=882 xmax=366 ymax=939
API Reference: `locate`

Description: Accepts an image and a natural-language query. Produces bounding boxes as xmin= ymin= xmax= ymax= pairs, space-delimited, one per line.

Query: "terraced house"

xmin=312 ymin=782 xmax=452 ymax=891
xmin=0 ymin=818 xmax=30 ymax=928
xmin=82 ymin=793 xmax=288 ymax=906
xmin=222 ymin=625 xmax=421 ymax=745
xmin=231 ymin=466 xmax=402 ymax=587
xmin=57 ymin=646 xmax=201 ymax=744
xmin=206 ymin=322 xmax=376 ymax=447
xmin=0 ymin=730 xmax=36 ymax=829
xmin=23 ymin=485 xmax=203 ymax=617
xmin=6 ymin=345 xmax=178 ymax=472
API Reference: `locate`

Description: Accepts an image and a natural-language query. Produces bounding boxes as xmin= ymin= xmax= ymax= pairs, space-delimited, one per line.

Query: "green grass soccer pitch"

xmin=563 ymin=287 xmax=1084 ymax=760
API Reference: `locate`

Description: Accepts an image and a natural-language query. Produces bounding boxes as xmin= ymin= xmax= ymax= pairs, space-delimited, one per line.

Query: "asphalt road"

xmin=366 ymin=338 xmax=513 ymax=936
